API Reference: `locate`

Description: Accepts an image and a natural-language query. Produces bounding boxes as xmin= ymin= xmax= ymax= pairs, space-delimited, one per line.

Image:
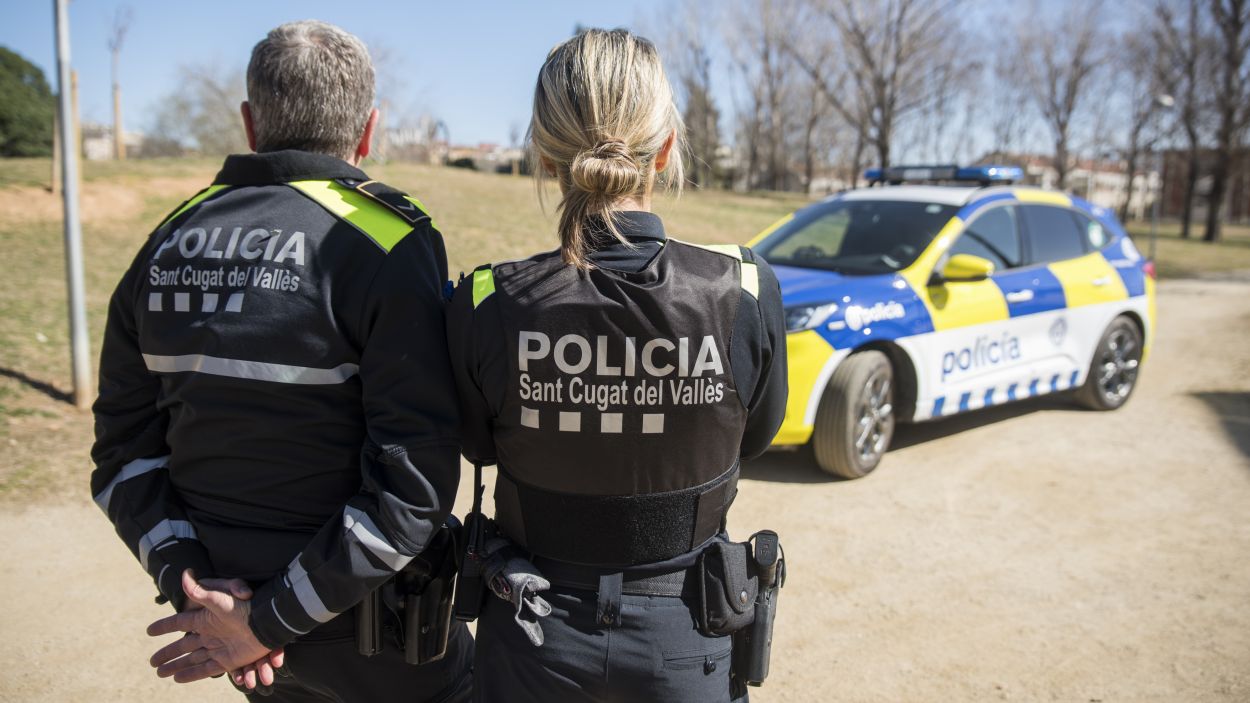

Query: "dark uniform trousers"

xmin=475 ymin=588 xmax=747 ymax=703
xmin=247 ymin=619 xmax=474 ymax=703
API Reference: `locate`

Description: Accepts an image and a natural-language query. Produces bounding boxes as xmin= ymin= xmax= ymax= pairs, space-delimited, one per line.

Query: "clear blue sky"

xmin=0 ymin=0 xmax=673 ymax=146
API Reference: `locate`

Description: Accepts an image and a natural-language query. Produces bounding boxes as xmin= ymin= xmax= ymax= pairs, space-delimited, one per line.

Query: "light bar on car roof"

xmin=864 ymin=164 xmax=1023 ymax=186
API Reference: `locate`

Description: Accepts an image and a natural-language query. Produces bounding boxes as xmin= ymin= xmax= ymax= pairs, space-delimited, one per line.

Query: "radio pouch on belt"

xmin=453 ymin=462 xmax=493 ymax=622
xmin=696 ymin=541 xmax=759 ymax=636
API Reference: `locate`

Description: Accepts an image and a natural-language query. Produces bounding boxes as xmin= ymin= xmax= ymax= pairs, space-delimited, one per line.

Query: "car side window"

xmin=950 ymin=205 xmax=1022 ymax=271
xmin=1021 ymin=204 xmax=1088 ymax=264
xmin=1069 ymin=210 xmax=1109 ymax=251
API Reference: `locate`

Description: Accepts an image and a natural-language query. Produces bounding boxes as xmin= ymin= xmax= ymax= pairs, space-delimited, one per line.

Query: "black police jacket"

xmin=448 ymin=211 xmax=787 ymax=567
xmin=90 ymin=150 xmax=460 ymax=650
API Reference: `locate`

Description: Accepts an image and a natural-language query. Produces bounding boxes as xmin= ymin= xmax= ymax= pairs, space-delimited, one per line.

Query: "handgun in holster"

xmin=355 ymin=515 xmax=461 ymax=664
xmin=734 ymin=530 xmax=785 ymax=687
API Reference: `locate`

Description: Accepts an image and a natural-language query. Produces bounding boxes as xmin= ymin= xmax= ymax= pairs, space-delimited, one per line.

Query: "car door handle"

xmin=1091 ymin=276 xmax=1112 ymax=287
xmin=1005 ymin=290 xmax=1034 ymax=303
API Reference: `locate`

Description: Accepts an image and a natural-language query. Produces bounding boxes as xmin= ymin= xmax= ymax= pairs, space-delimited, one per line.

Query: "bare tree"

xmin=788 ymin=0 xmax=968 ymax=173
xmin=1155 ymin=0 xmax=1212 ymax=239
xmin=149 ymin=63 xmax=247 ymax=156
xmin=797 ymin=79 xmax=831 ymax=190
xmin=655 ymin=0 xmax=724 ymax=189
xmin=366 ymin=40 xmax=409 ymax=164
xmin=1204 ymin=0 xmax=1250 ymax=242
xmin=725 ymin=0 xmax=796 ymax=191
xmin=107 ymin=5 xmax=133 ymax=160
xmin=1115 ymin=31 xmax=1168 ymax=222
xmin=985 ymin=50 xmax=1033 ymax=160
xmin=1012 ymin=1 xmax=1104 ymax=190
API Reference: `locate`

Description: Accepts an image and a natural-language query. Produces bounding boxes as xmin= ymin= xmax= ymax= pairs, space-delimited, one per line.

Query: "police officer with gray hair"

xmin=91 ymin=20 xmax=472 ymax=701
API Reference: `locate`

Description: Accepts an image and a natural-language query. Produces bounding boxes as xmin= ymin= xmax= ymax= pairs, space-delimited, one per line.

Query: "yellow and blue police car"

xmin=750 ymin=165 xmax=1156 ymax=479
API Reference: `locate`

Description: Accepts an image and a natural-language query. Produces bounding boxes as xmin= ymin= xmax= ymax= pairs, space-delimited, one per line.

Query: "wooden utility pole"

xmin=108 ymin=6 xmax=132 ymax=160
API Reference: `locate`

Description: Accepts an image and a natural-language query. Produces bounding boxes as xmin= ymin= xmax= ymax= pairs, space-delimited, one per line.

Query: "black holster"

xmin=355 ymin=517 xmax=461 ymax=665
xmin=695 ymin=530 xmax=785 ymax=690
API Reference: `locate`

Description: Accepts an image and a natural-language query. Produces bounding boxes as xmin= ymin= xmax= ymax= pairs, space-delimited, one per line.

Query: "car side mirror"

xmin=937 ymin=254 xmax=996 ymax=283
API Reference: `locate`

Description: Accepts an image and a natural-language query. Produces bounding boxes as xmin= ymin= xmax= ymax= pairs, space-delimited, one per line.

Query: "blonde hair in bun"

xmin=529 ymin=28 xmax=685 ymax=269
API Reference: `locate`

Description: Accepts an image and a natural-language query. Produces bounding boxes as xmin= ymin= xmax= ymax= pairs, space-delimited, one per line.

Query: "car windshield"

xmin=756 ymin=199 xmax=958 ymax=274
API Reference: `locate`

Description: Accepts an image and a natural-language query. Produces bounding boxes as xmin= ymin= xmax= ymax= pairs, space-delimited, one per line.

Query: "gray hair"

xmin=246 ymin=20 xmax=375 ymax=157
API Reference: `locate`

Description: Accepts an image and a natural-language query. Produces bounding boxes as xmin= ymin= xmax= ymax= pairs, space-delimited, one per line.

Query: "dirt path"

xmin=2 ymin=279 xmax=1248 ymax=702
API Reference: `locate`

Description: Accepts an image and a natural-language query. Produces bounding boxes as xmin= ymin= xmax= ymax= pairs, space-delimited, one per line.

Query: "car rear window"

xmin=1021 ymin=205 xmax=1088 ymax=264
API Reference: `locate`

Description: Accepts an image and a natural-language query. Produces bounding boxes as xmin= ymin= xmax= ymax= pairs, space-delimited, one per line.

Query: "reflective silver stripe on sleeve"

xmin=286 ymin=557 xmax=335 ymax=624
xmin=270 ymin=599 xmax=310 ymax=635
xmin=93 ymin=455 xmax=171 ymax=512
xmin=142 ymin=354 xmax=359 ymax=385
xmin=344 ymin=506 xmax=415 ymax=572
xmin=137 ymin=519 xmax=197 ymax=572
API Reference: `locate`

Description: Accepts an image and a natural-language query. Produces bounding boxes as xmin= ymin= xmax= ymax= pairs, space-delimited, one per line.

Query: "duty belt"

xmin=534 ymin=557 xmax=696 ymax=598
xmin=493 ymin=462 xmax=739 ymax=567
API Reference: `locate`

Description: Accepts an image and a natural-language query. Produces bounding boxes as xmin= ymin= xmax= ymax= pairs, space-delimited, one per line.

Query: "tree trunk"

xmin=1180 ymin=147 xmax=1199 ymax=239
xmin=1204 ymin=158 xmax=1228 ymax=242
xmin=803 ymin=113 xmax=817 ymax=193
xmin=851 ymin=131 xmax=865 ymax=189
xmin=1054 ymin=137 xmax=1069 ymax=191
xmin=1120 ymin=152 xmax=1139 ymax=224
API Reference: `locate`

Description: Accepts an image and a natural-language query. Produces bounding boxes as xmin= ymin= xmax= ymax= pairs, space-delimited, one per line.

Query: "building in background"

xmin=81 ymin=123 xmax=144 ymax=160
xmin=978 ymin=152 xmax=1158 ymax=220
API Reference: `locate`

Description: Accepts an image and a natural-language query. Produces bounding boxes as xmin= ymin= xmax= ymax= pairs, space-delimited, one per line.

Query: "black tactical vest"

xmin=478 ymin=240 xmax=757 ymax=567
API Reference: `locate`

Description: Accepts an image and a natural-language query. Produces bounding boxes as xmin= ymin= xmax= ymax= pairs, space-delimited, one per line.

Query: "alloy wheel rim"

xmin=855 ymin=371 xmax=893 ymax=464
xmin=1097 ymin=329 xmax=1140 ymax=403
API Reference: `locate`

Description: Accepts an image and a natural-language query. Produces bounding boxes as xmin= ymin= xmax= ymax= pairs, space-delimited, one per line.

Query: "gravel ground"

xmin=2 ymin=279 xmax=1248 ymax=702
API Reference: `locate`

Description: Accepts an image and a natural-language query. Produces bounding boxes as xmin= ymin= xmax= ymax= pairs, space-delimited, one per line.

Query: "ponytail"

xmin=529 ymin=29 xmax=685 ymax=269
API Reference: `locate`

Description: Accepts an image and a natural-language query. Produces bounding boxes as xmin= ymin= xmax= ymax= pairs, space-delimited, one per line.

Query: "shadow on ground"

xmin=1192 ymin=391 xmax=1250 ymax=461
xmin=0 ymin=367 xmax=71 ymax=404
xmin=744 ymin=394 xmax=1077 ymax=484
xmin=891 ymin=395 xmax=1074 ymax=450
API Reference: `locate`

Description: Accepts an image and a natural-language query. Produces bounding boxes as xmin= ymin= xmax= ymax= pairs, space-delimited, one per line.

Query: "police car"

xmin=749 ymin=165 xmax=1155 ymax=478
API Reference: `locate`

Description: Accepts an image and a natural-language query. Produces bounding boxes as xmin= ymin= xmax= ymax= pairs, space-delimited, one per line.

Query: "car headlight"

xmin=784 ymin=303 xmax=839 ymax=332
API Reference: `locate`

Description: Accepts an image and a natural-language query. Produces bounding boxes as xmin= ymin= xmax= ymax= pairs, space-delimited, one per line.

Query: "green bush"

xmin=0 ymin=47 xmax=55 ymax=158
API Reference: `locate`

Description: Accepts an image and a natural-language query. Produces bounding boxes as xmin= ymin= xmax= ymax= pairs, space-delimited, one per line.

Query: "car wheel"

xmin=1075 ymin=316 xmax=1143 ymax=411
xmin=812 ymin=350 xmax=895 ymax=479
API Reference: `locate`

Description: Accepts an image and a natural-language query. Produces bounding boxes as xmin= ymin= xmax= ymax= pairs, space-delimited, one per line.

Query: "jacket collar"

xmin=213 ymin=150 xmax=369 ymax=186
xmin=586 ymin=211 xmax=667 ymax=248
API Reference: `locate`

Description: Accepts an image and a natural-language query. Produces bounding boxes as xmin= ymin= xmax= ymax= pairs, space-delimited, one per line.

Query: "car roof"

xmin=834 ymin=185 xmax=982 ymax=206
xmin=830 ymin=184 xmax=1079 ymax=211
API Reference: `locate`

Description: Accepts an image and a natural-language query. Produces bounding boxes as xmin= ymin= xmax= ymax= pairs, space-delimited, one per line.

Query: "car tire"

xmin=812 ymin=350 xmax=895 ymax=479
xmin=1075 ymin=316 xmax=1143 ymax=411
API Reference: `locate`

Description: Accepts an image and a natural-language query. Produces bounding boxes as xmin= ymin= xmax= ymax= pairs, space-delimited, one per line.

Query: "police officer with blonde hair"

xmin=448 ymin=28 xmax=787 ymax=702
xmin=92 ymin=20 xmax=472 ymax=701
